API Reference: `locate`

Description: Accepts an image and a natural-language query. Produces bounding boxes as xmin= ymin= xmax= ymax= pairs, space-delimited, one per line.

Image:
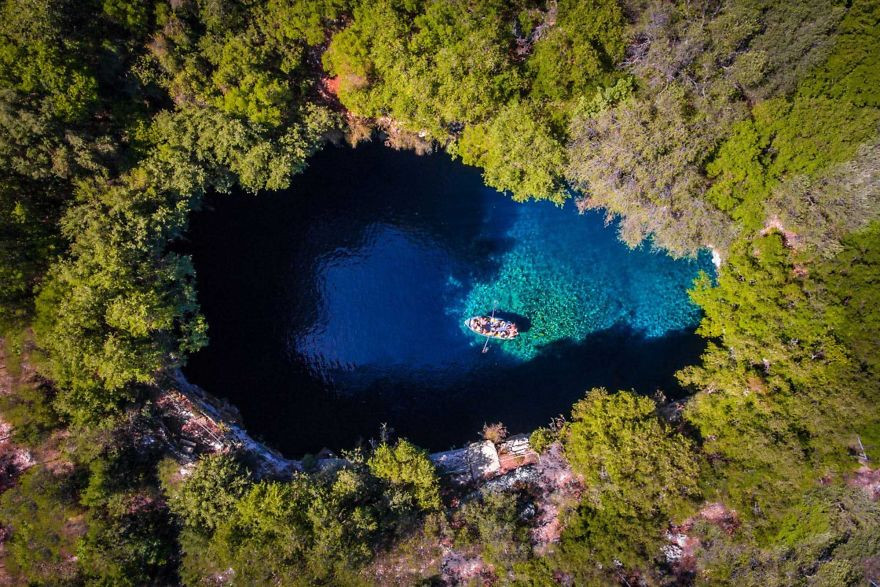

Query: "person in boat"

xmin=469 ymin=315 xmax=518 ymax=338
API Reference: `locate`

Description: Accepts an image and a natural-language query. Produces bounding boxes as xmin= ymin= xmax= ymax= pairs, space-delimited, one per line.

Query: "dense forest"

xmin=1 ymin=0 xmax=879 ymax=584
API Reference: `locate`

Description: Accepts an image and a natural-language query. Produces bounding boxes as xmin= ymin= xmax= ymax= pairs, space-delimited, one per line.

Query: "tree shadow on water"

xmin=369 ymin=323 xmax=707 ymax=451
xmin=215 ymin=323 xmax=708 ymax=455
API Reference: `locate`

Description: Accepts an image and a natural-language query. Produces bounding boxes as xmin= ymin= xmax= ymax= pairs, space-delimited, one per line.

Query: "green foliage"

xmin=0 ymin=467 xmax=83 ymax=584
xmin=33 ymin=171 xmax=208 ymax=419
xmin=762 ymin=96 xmax=878 ymax=179
xmin=687 ymin=235 xmax=836 ymax=380
xmin=102 ymin=0 xmax=151 ymax=35
xmin=706 ymin=95 xmax=879 ymax=229
xmin=1 ymin=0 xmax=879 ymax=584
xmin=324 ymin=0 xmax=624 ymax=200
xmin=703 ymin=119 xmax=772 ymax=228
xmin=147 ymin=103 xmax=335 ymax=193
xmin=0 ymin=178 xmax=62 ymax=327
xmin=150 ymin=0 xmax=344 ymax=128
xmin=174 ymin=454 xmax=426 ymax=584
xmin=820 ymin=226 xmax=880 ymax=377
xmin=77 ymin=492 xmax=178 ymax=586
xmin=528 ymin=426 xmax=556 ymax=454
xmin=773 ymin=500 xmax=831 ymax=548
xmin=455 ymin=491 xmax=533 ymax=571
xmin=0 ymin=91 xmax=90 ymax=327
xmin=718 ymin=0 xmax=846 ymax=100
xmin=167 ymin=452 xmax=250 ymax=532
xmin=368 ymin=439 xmax=441 ymax=511
xmin=567 ymin=0 xmax=880 ymax=255
xmin=0 ymin=331 xmax=57 ymax=449
xmin=765 ymin=140 xmax=880 ymax=258
xmin=0 ymin=411 xmax=183 ymax=585
xmin=210 ymin=33 xmax=292 ymax=126
xmin=324 ymin=0 xmax=525 ymax=135
xmin=692 ymin=486 xmax=880 ymax=586
xmin=567 ymin=81 xmax=741 ymax=255
xmin=0 ymin=0 xmax=158 ymax=327
xmin=558 ymin=389 xmax=700 ymax=566
xmin=681 ymin=227 xmax=880 ymax=523
xmin=800 ymin=0 xmax=880 ymax=108
xmin=527 ymin=0 xmax=625 ymax=105
xmin=0 ymin=0 xmax=98 ymax=122
xmin=701 ymin=0 xmax=880 ymax=238
xmin=456 ymin=101 xmax=567 ymax=203
xmin=263 ymin=0 xmax=349 ymax=47
xmin=571 ymin=76 xmax=634 ymax=120
xmin=0 ymin=377 xmax=58 ymax=446
xmin=184 ymin=478 xmax=321 ymax=584
xmin=68 ymin=411 xmax=182 ymax=585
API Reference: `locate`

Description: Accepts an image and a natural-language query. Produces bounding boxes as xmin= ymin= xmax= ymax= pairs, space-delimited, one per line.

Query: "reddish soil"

xmin=322 ymin=75 xmax=340 ymax=97
xmin=0 ymin=342 xmax=34 ymax=495
xmin=665 ymin=503 xmax=740 ymax=578
xmin=530 ymin=443 xmax=584 ymax=549
xmin=762 ymin=215 xmax=802 ymax=249
xmin=849 ymin=466 xmax=880 ymax=500
xmin=440 ymin=548 xmax=496 ymax=585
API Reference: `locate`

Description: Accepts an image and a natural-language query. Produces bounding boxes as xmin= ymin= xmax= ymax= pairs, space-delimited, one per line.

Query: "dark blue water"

xmin=184 ymin=143 xmax=714 ymax=455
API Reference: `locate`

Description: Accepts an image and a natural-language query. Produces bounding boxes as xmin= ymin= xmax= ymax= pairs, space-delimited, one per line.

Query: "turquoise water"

xmin=185 ymin=144 xmax=714 ymax=453
xmin=458 ymin=199 xmax=711 ymax=360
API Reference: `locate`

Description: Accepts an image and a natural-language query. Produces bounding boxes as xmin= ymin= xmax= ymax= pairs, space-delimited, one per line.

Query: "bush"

xmin=481 ymin=422 xmax=508 ymax=445
xmin=0 ymin=467 xmax=83 ymax=584
xmin=368 ymin=439 xmax=441 ymax=511
xmin=166 ymin=452 xmax=251 ymax=532
xmin=456 ymin=491 xmax=532 ymax=570
xmin=558 ymin=389 xmax=700 ymax=566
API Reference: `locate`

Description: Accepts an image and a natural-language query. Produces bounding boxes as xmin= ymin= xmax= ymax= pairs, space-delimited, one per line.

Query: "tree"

xmin=167 ymin=452 xmax=250 ymax=532
xmin=368 ymin=439 xmax=441 ymax=511
xmin=33 ymin=171 xmax=208 ymax=419
xmin=77 ymin=493 xmax=178 ymax=586
xmin=175 ymin=462 xmax=394 ymax=584
xmin=680 ymin=227 xmax=880 ymax=522
xmin=527 ymin=0 xmax=625 ymax=105
xmin=567 ymin=82 xmax=741 ymax=255
xmin=0 ymin=0 xmax=98 ymax=122
xmin=558 ymin=389 xmax=700 ymax=567
xmin=323 ymin=0 xmax=525 ymax=136
xmin=456 ymin=101 xmax=567 ymax=203
xmin=188 ymin=478 xmax=318 ymax=584
xmin=0 ymin=467 xmax=83 ymax=584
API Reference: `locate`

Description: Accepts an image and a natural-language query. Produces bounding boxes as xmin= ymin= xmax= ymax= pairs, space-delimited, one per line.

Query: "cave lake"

xmin=183 ymin=143 xmax=715 ymax=455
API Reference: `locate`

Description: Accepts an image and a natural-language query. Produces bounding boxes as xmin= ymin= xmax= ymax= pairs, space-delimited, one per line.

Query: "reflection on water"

xmin=296 ymin=224 xmax=466 ymax=374
xmin=184 ymin=143 xmax=713 ymax=454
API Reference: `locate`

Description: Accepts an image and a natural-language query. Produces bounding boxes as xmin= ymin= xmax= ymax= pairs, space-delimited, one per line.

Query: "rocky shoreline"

xmin=161 ymin=369 xmax=543 ymax=485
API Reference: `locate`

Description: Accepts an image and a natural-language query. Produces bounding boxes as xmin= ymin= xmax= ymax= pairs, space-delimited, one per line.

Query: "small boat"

xmin=465 ymin=315 xmax=519 ymax=340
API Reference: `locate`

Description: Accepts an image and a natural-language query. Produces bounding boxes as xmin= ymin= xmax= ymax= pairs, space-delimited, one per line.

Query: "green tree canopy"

xmin=558 ymin=389 xmax=700 ymax=567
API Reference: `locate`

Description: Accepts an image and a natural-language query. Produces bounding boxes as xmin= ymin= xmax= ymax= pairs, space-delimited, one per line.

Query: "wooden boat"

xmin=465 ymin=315 xmax=519 ymax=340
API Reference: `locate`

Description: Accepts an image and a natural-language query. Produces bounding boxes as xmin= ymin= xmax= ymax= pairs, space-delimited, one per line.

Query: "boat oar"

xmin=481 ymin=303 xmax=498 ymax=354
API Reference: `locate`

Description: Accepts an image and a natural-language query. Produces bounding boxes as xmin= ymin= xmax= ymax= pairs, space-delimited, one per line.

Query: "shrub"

xmin=367 ymin=439 xmax=441 ymax=511
xmin=166 ymin=452 xmax=251 ymax=532
xmin=481 ymin=422 xmax=508 ymax=445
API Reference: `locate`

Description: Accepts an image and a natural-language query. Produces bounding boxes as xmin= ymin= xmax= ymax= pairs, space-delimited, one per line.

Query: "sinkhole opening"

xmin=182 ymin=143 xmax=715 ymax=455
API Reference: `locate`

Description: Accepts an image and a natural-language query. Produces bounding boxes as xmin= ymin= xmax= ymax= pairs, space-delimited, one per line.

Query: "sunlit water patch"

xmin=460 ymin=201 xmax=714 ymax=360
xmin=184 ymin=144 xmax=713 ymax=454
